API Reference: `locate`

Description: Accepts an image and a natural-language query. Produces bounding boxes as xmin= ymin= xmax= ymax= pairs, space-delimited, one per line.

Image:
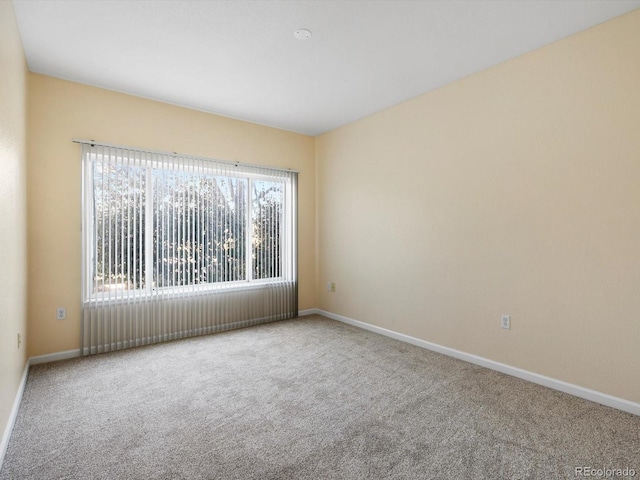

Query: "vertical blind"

xmin=80 ymin=141 xmax=298 ymax=355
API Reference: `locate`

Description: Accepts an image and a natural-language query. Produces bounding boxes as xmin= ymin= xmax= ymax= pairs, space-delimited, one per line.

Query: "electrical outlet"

xmin=17 ymin=333 xmax=22 ymax=349
xmin=327 ymin=282 xmax=331 ymax=292
xmin=57 ymin=307 xmax=66 ymax=320
xmin=501 ymin=315 xmax=511 ymax=330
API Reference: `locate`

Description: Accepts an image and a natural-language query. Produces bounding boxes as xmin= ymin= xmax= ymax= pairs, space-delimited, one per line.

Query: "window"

xmin=82 ymin=144 xmax=296 ymax=302
xmin=80 ymin=142 xmax=298 ymax=355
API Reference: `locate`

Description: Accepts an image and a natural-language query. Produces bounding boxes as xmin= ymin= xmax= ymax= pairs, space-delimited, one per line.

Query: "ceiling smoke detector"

xmin=294 ymin=29 xmax=312 ymax=40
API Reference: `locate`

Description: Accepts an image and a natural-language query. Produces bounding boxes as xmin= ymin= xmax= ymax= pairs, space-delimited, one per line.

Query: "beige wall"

xmin=317 ymin=10 xmax=640 ymax=404
xmin=0 ymin=0 xmax=28 ymax=448
xmin=27 ymin=75 xmax=316 ymax=357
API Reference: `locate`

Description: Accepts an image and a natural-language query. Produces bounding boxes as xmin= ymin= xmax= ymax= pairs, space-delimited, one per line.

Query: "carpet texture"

xmin=1 ymin=315 xmax=639 ymax=479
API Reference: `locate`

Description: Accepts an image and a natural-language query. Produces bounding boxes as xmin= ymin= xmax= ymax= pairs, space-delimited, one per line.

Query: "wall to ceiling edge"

xmin=27 ymin=74 xmax=317 ymax=358
xmin=316 ymin=9 xmax=640 ymax=404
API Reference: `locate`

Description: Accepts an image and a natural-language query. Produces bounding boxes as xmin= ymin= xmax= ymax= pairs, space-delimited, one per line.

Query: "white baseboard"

xmin=298 ymin=309 xmax=320 ymax=317
xmin=29 ymin=349 xmax=80 ymax=366
xmin=0 ymin=360 xmax=29 ymax=471
xmin=316 ymin=309 xmax=640 ymax=417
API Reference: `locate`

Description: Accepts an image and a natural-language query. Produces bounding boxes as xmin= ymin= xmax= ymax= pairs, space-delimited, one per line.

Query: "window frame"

xmin=82 ymin=151 xmax=293 ymax=304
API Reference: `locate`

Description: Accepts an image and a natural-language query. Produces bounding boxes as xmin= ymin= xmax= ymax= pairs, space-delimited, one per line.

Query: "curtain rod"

xmin=72 ymin=138 xmax=300 ymax=174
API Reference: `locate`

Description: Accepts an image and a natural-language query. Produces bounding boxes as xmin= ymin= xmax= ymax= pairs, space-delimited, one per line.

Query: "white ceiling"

xmin=13 ymin=0 xmax=640 ymax=136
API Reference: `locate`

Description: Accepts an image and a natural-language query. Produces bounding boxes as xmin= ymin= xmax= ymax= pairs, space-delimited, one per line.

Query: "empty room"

xmin=1 ymin=0 xmax=640 ymax=478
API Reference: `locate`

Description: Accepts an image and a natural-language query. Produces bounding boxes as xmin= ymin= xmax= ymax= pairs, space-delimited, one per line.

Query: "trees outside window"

xmin=88 ymin=156 xmax=289 ymax=299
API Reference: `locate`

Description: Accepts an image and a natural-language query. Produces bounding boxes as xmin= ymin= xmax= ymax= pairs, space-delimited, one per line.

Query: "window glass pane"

xmin=85 ymin=144 xmax=295 ymax=307
xmin=92 ymin=161 xmax=146 ymax=294
xmin=153 ymin=170 xmax=247 ymax=287
xmin=252 ymin=179 xmax=284 ymax=280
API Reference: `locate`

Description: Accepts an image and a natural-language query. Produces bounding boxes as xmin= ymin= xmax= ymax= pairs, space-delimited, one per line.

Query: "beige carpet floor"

xmin=1 ymin=314 xmax=639 ymax=479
